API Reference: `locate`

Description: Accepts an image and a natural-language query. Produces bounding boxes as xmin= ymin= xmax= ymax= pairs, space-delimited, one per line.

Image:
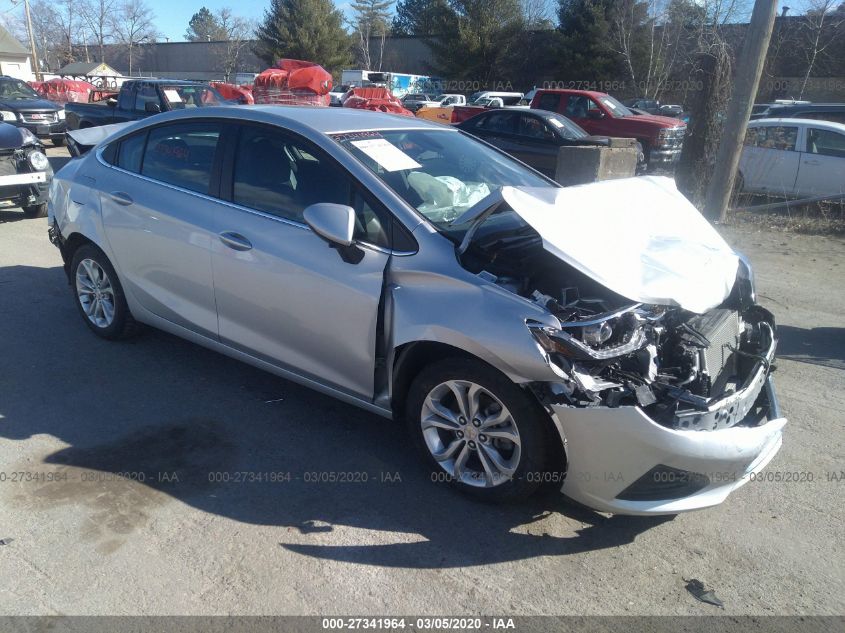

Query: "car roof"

xmin=121 ymin=104 xmax=452 ymax=136
xmin=767 ymin=103 xmax=845 ymax=110
xmin=749 ymin=117 xmax=845 ymax=132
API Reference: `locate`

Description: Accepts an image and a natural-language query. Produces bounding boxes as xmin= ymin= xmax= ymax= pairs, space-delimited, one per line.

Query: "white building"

xmin=0 ymin=24 xmax=33 ymax=81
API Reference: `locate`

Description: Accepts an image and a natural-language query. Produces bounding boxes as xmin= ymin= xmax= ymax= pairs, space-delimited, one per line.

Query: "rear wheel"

xmin=22 ymin=203 xmax=47 ymax=218
xmin=406 ymin=358 xmax=552 ymax=502
xmin=70 ymin=244 xmax=139 ymax=340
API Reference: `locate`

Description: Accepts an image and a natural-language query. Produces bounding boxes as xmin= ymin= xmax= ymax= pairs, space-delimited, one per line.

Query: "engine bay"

xmin=461 ymin=219 xmax=777 ymax=431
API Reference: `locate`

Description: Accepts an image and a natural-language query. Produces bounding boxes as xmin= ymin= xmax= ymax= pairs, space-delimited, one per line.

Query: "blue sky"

xmin=147 ymin=0 xmax=355 ymax=42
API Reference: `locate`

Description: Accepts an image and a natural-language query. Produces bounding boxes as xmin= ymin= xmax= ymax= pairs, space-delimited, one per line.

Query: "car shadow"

xmin=777 ymin=325 xmax=845 ymax=371
xmin=48 ymin=155 xmax=72 ymax=172
xmin=0 ymin=208 xmax=31 ymax=223
xmin=0 ymin=264 xmax=671 ymax=568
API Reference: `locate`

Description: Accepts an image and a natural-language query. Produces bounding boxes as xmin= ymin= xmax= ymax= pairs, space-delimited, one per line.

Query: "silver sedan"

xmin=49 ymin=107 xmax=786 ymax=513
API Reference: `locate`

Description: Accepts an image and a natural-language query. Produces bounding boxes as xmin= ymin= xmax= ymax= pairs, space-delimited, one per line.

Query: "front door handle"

xmin=804 ymin=159 xmax=820 ymax=166
xmin=218 ymin=231 xmax=253 ymax=251
xmin=109 ymin=191 xmax=133 ymax=206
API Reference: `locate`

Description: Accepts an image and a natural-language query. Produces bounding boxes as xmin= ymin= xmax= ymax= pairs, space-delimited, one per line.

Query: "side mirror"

xmin=587 ymin=109 xmax=605 ymax=120
xmin=303 ymin=203 xmax=356 ymax=246
xmin=145 ymin=102 xmax=161 ymax=113
xmin=106 ymin=97 xmax=117 ymax=107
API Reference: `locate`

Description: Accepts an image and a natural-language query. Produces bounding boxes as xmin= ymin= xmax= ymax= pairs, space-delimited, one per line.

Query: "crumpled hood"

xmin=500 ymin=176 xmax=739 ymax=314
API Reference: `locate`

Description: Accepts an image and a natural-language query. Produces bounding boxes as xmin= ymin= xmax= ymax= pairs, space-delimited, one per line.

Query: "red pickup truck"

xmin=530 ymin=89 xmax=686 ymax=168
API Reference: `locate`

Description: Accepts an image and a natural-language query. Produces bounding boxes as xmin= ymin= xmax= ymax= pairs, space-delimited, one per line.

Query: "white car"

xmin=739 ymin=118 xmax=845 ymax=199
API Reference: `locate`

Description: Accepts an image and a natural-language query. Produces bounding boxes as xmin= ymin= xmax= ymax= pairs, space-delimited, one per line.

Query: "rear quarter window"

xmin=536 ymin=93 xmax=561 ymax=112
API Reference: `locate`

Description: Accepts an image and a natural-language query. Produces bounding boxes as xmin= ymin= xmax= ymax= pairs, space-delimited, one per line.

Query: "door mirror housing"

xmin=303 ymin=203 xmax=356 ymax=247
xmin=106 ymin=98 xmax=117 ymax=107
xmin=145 ymin=102 xmax=162 ymax=114
xmin=587 ymin=109 xmax=605 ymax=120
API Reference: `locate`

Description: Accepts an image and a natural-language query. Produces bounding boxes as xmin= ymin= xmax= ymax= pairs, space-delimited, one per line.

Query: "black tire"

xmin=52 ymin=135 xmax=66 ymax=147
xmin=70 ymin=243 xmax=139 ymax=340
xmin=22 ymin=203 xmax=47 ymax=218
xmin=406 ymin=357 xmax=553 ymax=502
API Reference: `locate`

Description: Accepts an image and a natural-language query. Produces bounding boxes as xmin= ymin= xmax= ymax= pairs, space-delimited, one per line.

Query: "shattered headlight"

xmin=529 ymin=305 xmax=651 ymax=361
xmin=28 ymin=150 xmax=49 ymax=171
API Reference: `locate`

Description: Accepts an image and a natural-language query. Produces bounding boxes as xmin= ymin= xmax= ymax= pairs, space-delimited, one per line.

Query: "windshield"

xmin=544 ymin=112 xmax=589 ymax=140
xmin=0 ymin=79 xmax=40 ymax=100
xmin=599 ymin=95 xmax=634 ymax=118
xmin=332 ymin=129 xmax=551 ymax=236
xmin=161 ymin=85 xmax=224 ymax=108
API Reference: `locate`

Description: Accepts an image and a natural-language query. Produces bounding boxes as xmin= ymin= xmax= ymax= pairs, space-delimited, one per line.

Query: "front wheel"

xmin=52 ymin=135 xmax=66 ymax=147
xmin=70 ymin=244 xmax=139 ymax=340
xmin=406 ymin=358 xmax=553 ymax=502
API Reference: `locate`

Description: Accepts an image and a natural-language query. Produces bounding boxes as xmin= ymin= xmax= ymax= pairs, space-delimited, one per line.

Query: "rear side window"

xmin=745 ymin=126 xmax=798 ymax=151
xmin=536 ymin=93 xmax=561 ymax=112
xmin=478 ymin=111 xmax=515 ymax=134
xmin=117 ymin=133 xmax=146 ymax=173
xmin=141 ymin=123 xmax=222 ymax=194
xmin=117 ymin=84 xmax=134 ymax=110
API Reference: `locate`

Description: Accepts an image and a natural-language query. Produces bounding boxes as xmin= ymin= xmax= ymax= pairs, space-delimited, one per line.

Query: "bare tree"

xmin=350 ymin=0 xmax=393 ymax=70
xmin=51 ymin=0 xmax=78 ymax=67
xmin=797 ymin=0 xmax=845 ymax=97
xmin=111 ymin=0 xmax=156 ymax=75
xmin=521 ymin=0 xmax=551 ymax=28
xmin=81 ymin=0 xmax=116 ymax=63
xmin=215 ymin=8 xmax=255 ymax=82
xmin=20 ymin=0 xmax=64 ymax=72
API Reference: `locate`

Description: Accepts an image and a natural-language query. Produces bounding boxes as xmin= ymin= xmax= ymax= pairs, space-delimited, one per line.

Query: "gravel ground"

xmin=0 ymin=149 xmax=842 ymax=617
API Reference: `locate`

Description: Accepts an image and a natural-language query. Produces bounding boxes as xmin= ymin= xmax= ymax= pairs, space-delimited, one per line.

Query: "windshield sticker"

xmin=351 ymin=138 xmax=421 ymax=172
xmin=548 ymin=118 xmax=564 ymax=128
xmin=163 ymin=89 xmax=183 ymax=103
xmin=602 ymin=99 xmax=616 ymax=109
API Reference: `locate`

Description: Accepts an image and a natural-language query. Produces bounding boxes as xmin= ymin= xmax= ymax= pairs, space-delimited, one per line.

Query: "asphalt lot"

xmin=0 ymin=147 xmax=843 ymax=616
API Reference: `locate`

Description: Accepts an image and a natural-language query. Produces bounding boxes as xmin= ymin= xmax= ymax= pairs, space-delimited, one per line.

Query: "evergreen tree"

xmin=392 ymin=0 xmax=454 ymax=36
xmin=556 ymin=0 xmax=622 ymax=81
xmin=427 ymin=0 xmax=524 ymax=83
xmin=255 ymin=0 xmax=351 ymax=71
xmin=185 ymin=6 xmax=226 ymax=41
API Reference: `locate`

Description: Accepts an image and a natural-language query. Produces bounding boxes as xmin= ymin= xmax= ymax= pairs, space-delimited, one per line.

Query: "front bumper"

xmin=10 ymin=120 xmax=66 ymax=139
xmin=553 ymin=375 xmax=786 ymax=515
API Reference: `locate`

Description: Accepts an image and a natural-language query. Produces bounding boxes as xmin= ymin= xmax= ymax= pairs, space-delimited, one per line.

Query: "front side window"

xmin=518 ymin=115 xmax=556 ymax=141
xmin=141 ymin=123 xmax=222 ymax=194
xmin=134 ymin=84 xmax=160 ymax=112
xmin=806 ymin=128 xmax=845 ymax=158
xmin=332 ymin=129 xmax=550 ymax=235
xmin=231 ymin=126 xmax=388 ymax=246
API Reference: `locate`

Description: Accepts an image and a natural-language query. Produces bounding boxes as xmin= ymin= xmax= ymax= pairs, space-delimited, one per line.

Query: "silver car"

xmin=48 ymin=107 xmax=786 ymax=514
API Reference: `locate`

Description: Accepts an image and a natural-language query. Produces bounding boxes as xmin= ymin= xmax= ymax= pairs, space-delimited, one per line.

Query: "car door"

xmin=739 ymin=124 xmax=800 ymax=196
xmin=209 ymin=124 xmax=392 ymax=399
xmin=794 ymin=126 xmax=845 ymax=198
xmin=98 ymin=120 xmax=226 ymax=338
xmin=510 ymin=113 xmax=560 ymax=177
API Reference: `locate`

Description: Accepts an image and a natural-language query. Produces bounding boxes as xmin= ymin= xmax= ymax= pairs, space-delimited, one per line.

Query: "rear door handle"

xmin=218 ymin=231 xmax=253 ymax=251
xmin=109 ymin=191 xmax=133 ymax=206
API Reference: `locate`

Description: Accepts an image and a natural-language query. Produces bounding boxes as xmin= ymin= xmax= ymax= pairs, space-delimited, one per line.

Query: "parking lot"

xmin=0 ymin=147 xmax=843 ymax=617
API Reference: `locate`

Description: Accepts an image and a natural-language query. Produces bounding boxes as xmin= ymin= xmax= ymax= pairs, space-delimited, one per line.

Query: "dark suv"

xmin=0 ymin=76 xmax=65 ymax=146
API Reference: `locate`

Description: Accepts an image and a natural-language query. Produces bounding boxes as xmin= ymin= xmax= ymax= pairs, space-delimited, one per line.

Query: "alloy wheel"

xmin=75 ymin=258 xmax=116 ymax=329
xmin=420 ymin=380 xmax=522 ymax=487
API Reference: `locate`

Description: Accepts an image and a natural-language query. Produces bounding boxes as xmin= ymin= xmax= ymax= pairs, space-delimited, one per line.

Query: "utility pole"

xmin=22 ymin=0 xmax=42 ymax=81
xmin=703 ymin=0 xmax=778 ymax=223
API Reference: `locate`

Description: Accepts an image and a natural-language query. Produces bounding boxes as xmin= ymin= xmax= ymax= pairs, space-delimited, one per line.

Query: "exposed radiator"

xmin=687 ymin=309 xmax=742 ymax=386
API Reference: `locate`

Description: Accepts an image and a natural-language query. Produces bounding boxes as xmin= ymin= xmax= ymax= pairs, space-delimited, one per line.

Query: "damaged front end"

xmin=527 ymin=280 xmax=778 ymax=433
xmin=457 ymin=177 xmax=785 ymax=513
